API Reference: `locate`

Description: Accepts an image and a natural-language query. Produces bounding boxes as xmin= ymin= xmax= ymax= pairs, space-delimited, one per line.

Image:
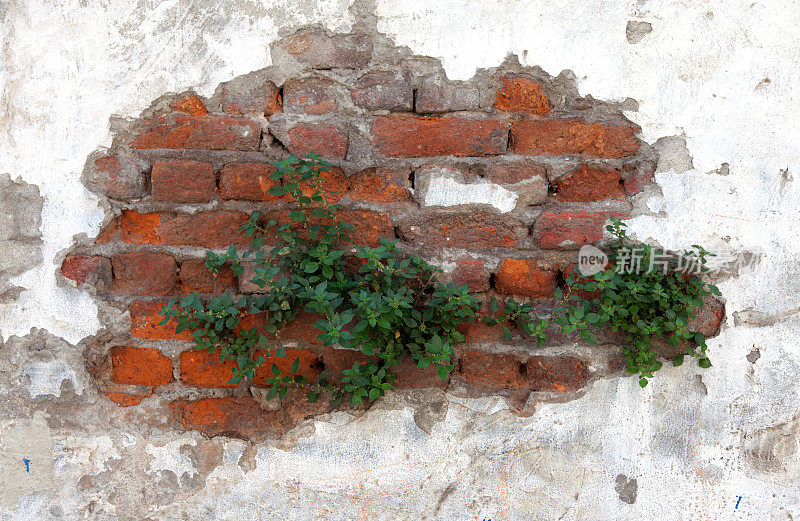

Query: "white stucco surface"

xmin=1 ymin=0 xmax=798 ymax=519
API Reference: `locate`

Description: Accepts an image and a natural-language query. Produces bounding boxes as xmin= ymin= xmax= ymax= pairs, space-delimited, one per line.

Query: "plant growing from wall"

xmin=159 ymin=154 xmax=722 ymax=406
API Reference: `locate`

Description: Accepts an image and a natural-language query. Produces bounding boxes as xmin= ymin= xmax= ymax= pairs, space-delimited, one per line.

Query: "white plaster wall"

xmin=1 ymin=0 xmax=799 ymax=519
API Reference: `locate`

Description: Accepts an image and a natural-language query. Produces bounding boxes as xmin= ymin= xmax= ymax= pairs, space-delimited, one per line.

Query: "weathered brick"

xmin=219 ymin=163 xmax=285 ymax=202
xmin=110 ymin=346 xmax=173 ymax=386
xmin=61 ymin=255 xmax=111 ymax=287
xmin=495 ymin=258 xmax=556 ymax=297
xmin=352 ymin=71 xmax=413 ymax=111
xmin=171 ymin=397 xmax=282 ymax=438
xmin=112 ymin=252 xmax=176 ymax=296
xmin=92 ymin=155 xmax=147 ymax=200
xmin=170 ymin=94 xmax=207 ymax=116
xmin=130 ymin=300 xmax=192 ymax=340
xmin=623 ymin=161 xmax=657 ymax=195
xmin=180 ymin=350 xmax=237 ymax=388
xmin=555 ymin=165 xmax=625 ymax=201
xmin=286 ymin=123 xmax=348 ymax=159
xmin=151 ymin=160 xmax=215 ymax=203
xmin=687 ymin=296 xmax=725 ymax=337
xmin=526 ymin=355 xmax=589 ymax=392
xmin=120 ymin=210 xmax=250 ymax=247
xmin=131 ymin=115 xmax=260 ymax=151
xmin=459 ymin=352 xmax=526 ymax=390
xmin=265 ymin=208 xmax=392 ymax=247
xmin=102 ymin=391 xmax=149 ymax=407
xmin=239 ymin=311 xmax=325 ymax=346
xmin=179 ymin=259 xmax=236 ymax=294
xmin=510 ymin=119 xmax=640 ymax=158
xmin=347 ymin=166 xmax=410 ymax=203
xmin=283 ymin=77 xmax=338 ymax=115
xmin=372 ymin=116 xmax=509 ymax=157
xmin=535 ymin=211 xmax=624 ymax=250
xmin=95 ymin=218 xmax=121 ymax=244
xmin=392 ymin=356 xmax=448 ymax=389
xmin=273 ymin=27 xmax=372 ymax=69
xmin=487 ymin=162 xmax=547 ymax=185
xmin=252 ymin=348 xmax=323 ymax=386
xmin=494 ymin=75 xmax=551 ymax=115
xmin=295 ymin=167 xmax=348 ymax=203
xmin=398 ymin=212 xmax=522 ymax=249
xmin=415 ymin=75 xmax=479 ymax=114
xmin=560 ymin=264 xmax=602 ymax=300
xmin=322 ymin=346 xmax=369 ymax=383
xmin=221 ymin=75 xmax=281 ymax=116
xmin=451 ymin=259 xmax=490 ymax=293
xmin=462 ymin=318 xmax=510 ymax=344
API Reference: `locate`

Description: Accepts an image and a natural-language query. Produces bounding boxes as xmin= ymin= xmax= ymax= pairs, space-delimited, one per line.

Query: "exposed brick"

xmin=398 ymin=212 xmax=522 ymax=249
xmin=623 ymin=161 xmax=657 ymax=195
xmin=322 ymin=346 xmax=369 ymax=383
xmin=392 ymin=356 xmax=448 ymax=389
xmin=172 ymin=397 xmax=282 ymax=439
xmin=560 ymin=264 xmax=602 ymax=300
xmin=61 ymin=255 xmax=111 ymax=287
xmin=687 ymin=296 xmax=725 ymax=337
xmin=495 ymin=259 xmax=556 ymax=297
xmin=416 ymin=75 xmax=480 ymax=114
xmin=219 ymin=163 xmax=285 ymax=202
xmin=283 ymin=77 xmax=338 ymax=115
xmin=459 ymin=352 xmax=526 ymax=390
xmin=130 ymin=300 xmax=192 ymax=340
xmin=555 ymin=165 xmax=625 ymax=201
xmin=170 ymin=94 xmax=207 ymax=116
xmin=295 ymin=167 xmax=348 ymax=203
xmin=92 ymin=155 xmax=146 ymax=200
xmin=510 ymin=119 xmax=640 ymax=158
xmin=221 ymin=76 xmax=281 ymax=116
xmin=535 ymin=211 xmax=625 ymax=250
xmin=494 ymin=75 xmax=551 ymax=115
xmin=180 ymin=350 xmax=237 ymax=388
xmin=252 ymin=348 xmax=323 ymax=386
xmin=372 ymin=116 xmax=509 ymax=157
xmin=151 ymin=160 xmax=215 ymax=203
xmin=179 ymin=259 xmax=236 ymax=294
xmin=352 ymin=71 xmax=413 ymax=111
xmin=347 ymin=166 xmax=410 ymax=202
xmin=462 ymin=318 xmax=509 ymax=344
xmin=526 ymin=355 xmax=589 ymax=392
xmin=110 ymin=346 xmax=173 ymax=386
xmin=112 ymin=252 xmax=176 ymax=296
xmin=273 ymin=27 xmax=372 ymax=69
xmin=96 ymin=218 xmax=121 ymax=244
xmin=239 ymin=311 xmax=325 ymax=346
xmin=131 ymin=115 xmax=260 ymax=151
xmin=102 ymin=392 xmax=148 ymax=407
xmin=120 ymin=211 xmax=250 ymax=247
xmin=337 ymin=209 xmax=395 ymax=247
xmin=451 ymin=259 xmax=490 ymax=293
xmin=487 ymin=163 xmax=547 ymax=185
xmin=286 ymin=123 xmax=348 ymax=159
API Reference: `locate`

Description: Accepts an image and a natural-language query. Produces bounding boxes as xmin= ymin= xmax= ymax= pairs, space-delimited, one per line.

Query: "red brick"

xmin=392 ymin=356 xmax=449 ymax=389
xmin=61 ymin=255 xmax=111 ymax=287
xmin=120 ymin=210 xmax=250 ymax=247
xmin=535 ymin=211 xmax=625 ymax=250
xmin=170 ymin=94 xmax=207 ymax=116
xmin=494 ymin=76 xmax=550 ymax=115
xmin=179 ymin=259 xmax=236 ymax=294
xmin=273 ymin=27 xmax=372 ymax=69
xmin=322 ymin=346 xmax=369 ymax=383
xmin=110 ymin=346 xmax=173 ymax=386
xmin=560 ymin=264 xmax=602 ymax=300
xmin=180 ymin=350 xmax=237 ymax=388
xmin=398 ymin=212 xmax=522 ymax=249
xmin=252 ymin=348 xmax=323 ymax=386
xmin=487 ymin=162 xmax=547 ymax=185
xmin=451 ymin=259 xmax=490 ymax=293
xmin=286 ymin=123 xmax=348 ymax=159
xmin=347 ymin=166 xmax=410 ymax=202
xmin=352 ymin=71 xmax=413 ymax=111
xmin=510 ymin=119 xmax=640 ymax=158
xmin=102 ymin=392 xmax=148 ymax=407
xmin=265 ymin=209 xmax=392 ymax=248
xmin=372 ymin=116 xmax=509 ymax=157
xmin=151 ymin=160 xmax=215 ymax=203
xmin=283 ymin=77 xmax=338 ymax=115
xmin=93 ymin=155 xmax=146 ymax=200
xmin=555 ymin=165 xmax=625 ymax=201
xmin=623 ymin=161 xmax=657 ymax=195
xmin=130 ymin=300 xmax=192 ymax=340
xmin=239 ymin=311 xmax=325 ymax=346
xmin=495 ymin=259 xmax=557 ymax=297
xmin=219 ymin=163 xmax=285 ymax=202
xmin=459 ymin=352 xmax=526 ymax=390
xmin=172 ymin=397 xmax=283 ymax=438
xmin=112 ymin=252 xmax=176 ymax=296
xmin=526 ymin=355 xmax=589 ymax=392
xmin=416 ymin=75 xmax=480 ymax=113
xmin=95 ymin=218 xmax=121 ymax=244
xmin=687 ymin=296 xmax=725 ymax=337
xmin=131 ymin=115 xmax=260 ymax=151
xmin=294 ymin=167 xmax=348 ymax=203
xmin=462 ymin=318 xmax=510 ymax=343
xmin=221 ymin=77 xmax=281 ymax=116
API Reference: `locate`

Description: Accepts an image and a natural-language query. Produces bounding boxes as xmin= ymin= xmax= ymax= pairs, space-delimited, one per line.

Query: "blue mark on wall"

xmin=23 ymin=458 xmax=31 ymax=473
xmin=735 ymin=496 xmax=742 ymax=511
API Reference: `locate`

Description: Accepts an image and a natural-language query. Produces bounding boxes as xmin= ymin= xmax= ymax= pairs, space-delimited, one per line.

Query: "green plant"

xmin=159 ymin=155 xmax=722 ymax=406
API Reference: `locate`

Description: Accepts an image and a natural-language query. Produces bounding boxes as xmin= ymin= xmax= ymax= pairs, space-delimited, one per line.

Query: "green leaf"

xmin=437 ymin=365 xmax=450 ymax=381
xmin=291 ymin=357 xmax=300 ymax=374
xmin=672 ymin=354 xmax=685 ymax=367
xmin=698 ymin=357 xmax=712 ymax=369
xmin=501 ymin=326 xmax=512 ymax=341
xmin=268 ymin=185 xmax=288 ymax=196
xmin=290 ymin=210 xmax=306 ymax=223
xmin=639 ymin=378 xmax=648 ymax=388
xmin=275 ymin=347 xmax=286 ymax=358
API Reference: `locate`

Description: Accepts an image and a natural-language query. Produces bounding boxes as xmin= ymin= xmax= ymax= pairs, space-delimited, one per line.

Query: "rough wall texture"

xmin=1 ymin=0 xmax=799 ymax=520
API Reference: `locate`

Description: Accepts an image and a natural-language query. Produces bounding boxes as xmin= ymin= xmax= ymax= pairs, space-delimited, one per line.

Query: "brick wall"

xmin=65 ymin=26 xmax=720 ymax=439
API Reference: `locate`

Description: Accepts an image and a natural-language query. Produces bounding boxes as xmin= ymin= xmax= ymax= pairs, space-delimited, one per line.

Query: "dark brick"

xmin=283 ymin=77 xmax=338 ymax=115
xmin=151 ymin=160 xmax=215 ymax=203
xmin=286 ymin=123 xmax=348 ymax=159
xmin=61 ymin=255 xmax=111 ymax=287
xmin=398 ymin=212 xmax=523 ymax=249
xmin=112 ymin=252 xmax=176 ymax=296
xmin=352 ymin=71 xmax=413 ymax=111
xmin=416 ymin=75 xmax=479 ymax=114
